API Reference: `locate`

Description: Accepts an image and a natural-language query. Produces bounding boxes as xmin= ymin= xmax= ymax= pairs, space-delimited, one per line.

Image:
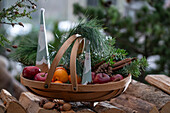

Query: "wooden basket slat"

xmin=89 ymin=90 xmax=120 ymax=102
xmin=29 ymin=87 xmax=119 ymax=102
xmin=21 ymin=74 xmax=131 ymax=92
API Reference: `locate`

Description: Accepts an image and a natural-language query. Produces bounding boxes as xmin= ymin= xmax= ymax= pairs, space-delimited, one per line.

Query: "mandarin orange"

xmin=54 ymin=80 xmax=63 ymax=84
xmin=53 ymin=68 xmax=68 ymax=83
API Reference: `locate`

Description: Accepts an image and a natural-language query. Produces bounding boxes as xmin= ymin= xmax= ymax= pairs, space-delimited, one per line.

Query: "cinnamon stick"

xmin=112 ymin=61 xmax=131 ymax=71
xmin=113 ymin=58 xmax=134 ymax=67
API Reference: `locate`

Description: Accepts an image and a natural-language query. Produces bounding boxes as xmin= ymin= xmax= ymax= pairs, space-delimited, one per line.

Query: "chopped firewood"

xmin=159 ymin=102 xmax=170 ymax=113
xmin=19 ymin=92 xmax=48 ymax=113
xmin=94 ymin=102 xmax=125 ymax=113
xmin=0 ymin=89 xmax=26 ymax=113
xmin=6 ymin=101 xmax=26 ymax=113
xmin=110 ymin=94 xmax=159 ymax=113
xmin=0 ymin=99 xmax=5 ymax=113
xmin=108 ymin=101 xmax=138 ymax=113
xmin=0 ymin=89 xmax=18 ymax=107
xmin=145 ymin=74 xmax=170 ymax=94
xmin=125 ymin=80 xmax=170 ymax=110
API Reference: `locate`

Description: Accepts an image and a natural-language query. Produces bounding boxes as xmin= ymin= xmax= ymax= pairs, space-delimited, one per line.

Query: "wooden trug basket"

xmin=20 ymin=35 xmax=132 ymax=102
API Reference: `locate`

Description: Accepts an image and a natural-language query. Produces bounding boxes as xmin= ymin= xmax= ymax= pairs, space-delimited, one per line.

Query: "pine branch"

xmin=68 ymin=19 xmax=107 ymax=53
xmin=10 ymin=31 xmax=38 ymax=66
xmin=123 ymin=57 xmax=148 ymax=77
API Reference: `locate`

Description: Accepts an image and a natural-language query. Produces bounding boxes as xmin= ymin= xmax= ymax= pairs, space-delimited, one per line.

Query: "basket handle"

xmin=70 ymin=38 xmax=83 ymax=91
xmin=44 ymin=35 xmax=83 ymax=90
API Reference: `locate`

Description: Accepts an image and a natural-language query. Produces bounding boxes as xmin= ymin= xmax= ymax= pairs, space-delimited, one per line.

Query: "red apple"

xmin=93 ymin=73 xmax=111 ymax=84
xmin=110 ymin=74 xmax=124 ymax=82
xmin=91 ymin=72 xmax=96 ymax=81
xmin=34 ymin=72 xmax=47 ymax=81
xmin=22 ymin=66 xmax=41 ymax=79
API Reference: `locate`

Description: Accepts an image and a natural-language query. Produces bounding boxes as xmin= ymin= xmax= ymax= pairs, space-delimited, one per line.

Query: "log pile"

xmin=0 ymin=89 xmax=26 ymax=113
xmin=0 ymin=76 xmax=169 ymax=113
xmin=145 ymin=74 xmax=170 ymax=94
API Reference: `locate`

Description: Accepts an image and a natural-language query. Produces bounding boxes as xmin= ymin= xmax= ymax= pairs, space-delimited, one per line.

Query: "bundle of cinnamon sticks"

xmin=93 ymin=58 xmax=136 ymax=72
xmin=112 ymin=58 xmax=136 ymax=71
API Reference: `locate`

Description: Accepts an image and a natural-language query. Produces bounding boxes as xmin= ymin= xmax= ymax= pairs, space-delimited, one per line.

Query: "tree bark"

xmin=0 ymin=99 xmax=5 ymax=113
xmin=125 ymin=80 xmax=170 ymax=110
xmin=110 ymin=94 xmax=159 ymax=113
xmin=94 ymin=102 xmax=125 ymax=113
xmin=109 ymin=102 xmax=138 ymax=113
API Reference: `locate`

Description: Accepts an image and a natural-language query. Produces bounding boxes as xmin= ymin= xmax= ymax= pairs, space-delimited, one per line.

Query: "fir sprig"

xmin=120 ymin=57 xmax=148 ymax=77
xmin=68 ymin=19 xmax=107 ymax=53
xmin=0 ymin=34 xmax=10 ymax=47
xmin=10 ymin=32 xmax=38 ymax=66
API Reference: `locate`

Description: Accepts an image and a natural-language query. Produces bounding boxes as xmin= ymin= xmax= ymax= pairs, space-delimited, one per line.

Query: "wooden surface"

xmin=110 ymin=94 xmax=159 ymax=113
xmin=0 ymin=99 xmax=5 ymax=113
xmin=6 ymin=101 xmax=26 ymax=113
xmin=125 ymin=80 xmax=170 ymax=110
xmin=159 ymin=101 xmax=170 ymax=113
xmin=0 ymin=89 xmax=17 ymax=108
xmin=0 ymin=89 xmax=26 ymax=113
xmin=110 ymin=102 xmax=138 ymax=113
xmin=21 ymin=74 xmax=131 ymax=92
xmin=70 ymin=38 xmax=83 ymax=91
xmin=145 ymin=74 xmax=170 ymax=94
xmin=94 ymin=102 xmax=125 ymax=113
xmin=21 ymin=72 xmax=131 ymax=101
xmin=19 ymin=92 xmax=46 ymax=113
xmin=1 ymin=78 xmax=170 ymax=113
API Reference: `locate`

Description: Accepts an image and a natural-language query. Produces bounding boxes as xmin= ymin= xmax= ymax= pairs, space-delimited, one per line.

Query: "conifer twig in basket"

xmin=112 ymin=58 xmax=136 ymax=71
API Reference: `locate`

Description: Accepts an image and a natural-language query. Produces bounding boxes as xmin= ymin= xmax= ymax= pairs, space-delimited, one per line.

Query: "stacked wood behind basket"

xmin=20 ymin=35 xmax=132 ymax=102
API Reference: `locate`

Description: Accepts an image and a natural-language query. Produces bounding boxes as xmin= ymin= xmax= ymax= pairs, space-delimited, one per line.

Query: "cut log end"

xmin=94 ymin=102 xmax=125 ymax=113
xmin=6 ymin=101 xmax=26 ymax=113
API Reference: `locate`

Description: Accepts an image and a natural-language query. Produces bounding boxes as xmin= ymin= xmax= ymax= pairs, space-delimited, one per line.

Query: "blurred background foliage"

xmin=73 ymin=0 xmax=170 ymax=80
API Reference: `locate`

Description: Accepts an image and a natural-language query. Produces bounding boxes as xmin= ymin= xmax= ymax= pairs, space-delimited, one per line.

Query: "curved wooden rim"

xmin=28 ymin=87 xmax=122 ymax=102
xmin=20 ymin=73 xmax=131 ymax=92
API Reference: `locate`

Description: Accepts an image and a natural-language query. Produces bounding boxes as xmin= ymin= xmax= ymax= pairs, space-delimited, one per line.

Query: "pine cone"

xmin=95 ymin=63 xmax=113 ymax=76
